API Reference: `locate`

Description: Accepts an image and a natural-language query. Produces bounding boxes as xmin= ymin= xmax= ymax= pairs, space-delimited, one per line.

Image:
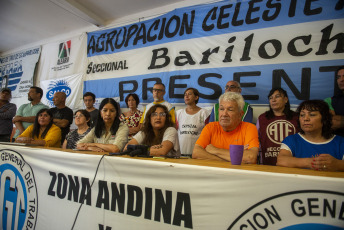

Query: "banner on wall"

xmin=0 ymin=47 xmax=41 ymax=98
xmin=40 ymin=73 xmax=83 ymax=109
xmin=36 ymin=34 xmax=87 ymax=81
xmin=85 ymin=0 xmax=344 ymax=107
xmin=1 ymin=145 xmax=344 ymax=229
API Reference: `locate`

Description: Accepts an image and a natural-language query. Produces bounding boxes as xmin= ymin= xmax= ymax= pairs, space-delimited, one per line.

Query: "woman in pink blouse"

xmin=119 ymin=93 xmax=143 ymax=140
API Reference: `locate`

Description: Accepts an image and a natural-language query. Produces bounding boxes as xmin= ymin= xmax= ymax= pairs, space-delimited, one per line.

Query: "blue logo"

xmin=46 ymin=80 xmax=72 ymax=107
xmin=0 ymin=149 xmax=38 ymax=230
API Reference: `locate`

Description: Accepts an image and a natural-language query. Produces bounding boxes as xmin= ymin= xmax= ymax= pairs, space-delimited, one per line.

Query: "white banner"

xmin=0 ymin=47 xmax=41 ymax=98
xmin=40 ymin=73 xmax=84 ymax=110
xmin=1 ymin=145 xmax=344 ymax=230
xmin=36 ymin=34 xmax=87 ymax=81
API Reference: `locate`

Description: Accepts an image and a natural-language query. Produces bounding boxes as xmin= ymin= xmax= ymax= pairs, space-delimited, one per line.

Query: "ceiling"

xmin=0 ymin=0 xmax=188 ymax=55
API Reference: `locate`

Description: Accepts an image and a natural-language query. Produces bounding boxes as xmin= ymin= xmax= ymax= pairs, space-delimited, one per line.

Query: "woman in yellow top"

xmin=15 ymin=108 xmax=61 ymax=147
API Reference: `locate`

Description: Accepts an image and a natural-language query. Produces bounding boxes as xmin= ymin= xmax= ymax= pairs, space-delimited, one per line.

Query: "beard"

xmin=28 ymin=96 xmax=33 ymax=101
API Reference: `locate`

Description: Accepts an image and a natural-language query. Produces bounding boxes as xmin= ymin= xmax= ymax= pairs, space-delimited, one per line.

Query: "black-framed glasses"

xmin=152 ymin=88 xmax=164 ymax=93
xmin=151 ymin=112 xmax=167 ymax=117
xmin=225 ymin=85 xmax=240 ymax=90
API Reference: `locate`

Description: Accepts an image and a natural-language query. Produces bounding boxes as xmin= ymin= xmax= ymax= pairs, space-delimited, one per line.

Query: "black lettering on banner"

xmin=133 ymin=23 xmax=147 ymax=46
xmin=263 ymin=0 xmax=281 ymax=21
xmin=148 ymin=48 xmax=170 ymax=69
xmin=169 ymin=75 xmax=190 ymax=99
xmin=97 ymin=180 xmax=110 ymax=210
xmin=147 ymin=20 xmax=160 ymax=42
xmin=218 ymin=4 xmax=233 ymax=29
xmin=223 ymin=36 xmax=236 ymax=62
xmin=233 ymin=71 xmax=260 ymax=100
xmin=304 ymin=0 xmax=322 ymax=15
xmin=48 ymin=171 xmax=57 ymax=196
xmin=115 ymin=28 xmax=127 ymax=49
xmin=272 ymin=68 xmax=310 ymax=100
xmin=57 ymin=173 xmax=68 ymax=199
xmin=200 ymin=47 xmax=220 ymax=64
xmin=110 ymin=183 xmax=125 ymax=213
xmin=119 ymin=81 xmax=138 ymax=101
xmin=246 ymin=0 xmax=261 ymax=25
xmin=288 ymin=0 xmax=297 ymax=17
xmin=127 ymin=185 xmax=143 ymax=217
xmin=202 ymin=7 xmax=217 ymax=31
xmin=240 ymin=34 xmax=254 ymax=61
xmin=125 ymin=24 xmax=139 ymax=47
xmin=265 ymin=205 xmax=281 ymax=224
xmin=339 ymin=202 xmax=344 ymax=220
xmin=291 ymin=199 xmax=306 ymax=217
xmin=80 ymin=177 xmax=91 ymax=205
xmin=308 ymin=198 xmax=321 ymax=216
xmin=315 ymin=24 xmax=344 ymax=55
xmin=288 ymin=35 xmax=313 ymax=56
xmin=335 ymin=0 xmax=344 ymax=10
xmin=323 ymin=199 xmax=336 ymax=218
xmin=198 ymin=73 xmax=222 ymax=100
xmin=180 ymin=11 xmax=195 ymax=36
xmin=175 ymin=51 xmax=196 ymax=66
xmin=173 ymin=192 xmax=193 ymax=229
xmin=99 ymin=224 xmax=112 ymax=230
xmin=155 ymin=190 xmax=172 ymax=224
xmin=145 ymin=187 xmax=153 ymax=220
xmin=165 ymin=15 xmax=181 ymax=38
xmin=258 ymin=39 xmax=282 ymax=59
xmin=96 ymin=33 xmax=106 ymax=53
xmin=106 ymin=30 xmax=117 ymax=52
xmin=142 ymin=78 xmax=162 ymax=100
xmin=68 ymin=175 xmax=80 ymax=202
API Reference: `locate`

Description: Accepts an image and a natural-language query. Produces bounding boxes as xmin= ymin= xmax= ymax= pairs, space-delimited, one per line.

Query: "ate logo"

xmin=266 ymin=120 xmax=296 ymax=144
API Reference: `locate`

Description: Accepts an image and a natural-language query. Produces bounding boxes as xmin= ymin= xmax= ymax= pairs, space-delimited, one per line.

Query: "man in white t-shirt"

xmin=140 ymin=83 xmax=175 ymax=124
xmin=176 ymin=88 xmax=210 ymax=156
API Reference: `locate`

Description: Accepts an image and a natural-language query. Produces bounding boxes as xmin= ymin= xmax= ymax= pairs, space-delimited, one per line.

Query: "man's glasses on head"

xmin=151 ymin=112 xmax=167 ymax=117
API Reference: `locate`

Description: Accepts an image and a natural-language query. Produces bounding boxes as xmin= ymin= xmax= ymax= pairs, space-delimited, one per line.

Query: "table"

xmin=1 ymin=144 xmax=344 ymax=229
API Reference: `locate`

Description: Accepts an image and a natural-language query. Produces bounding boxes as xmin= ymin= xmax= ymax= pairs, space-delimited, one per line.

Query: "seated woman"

xmin=277 ymin=100 xmax=344 ymax=171
xmin=256 ymin=88 xmax=299 ymax=165
xmin=125 ymin=104 xmax=180 ymax=157
xmin=119 ymin=93 xmax=143 ymax=141
xmin=77 ymin=98 xmax=128 ymax=152
xmin=15 ymin=108 xmax=61 ymax=147
xmin=62 ymin=109 xmax=92 ymax=149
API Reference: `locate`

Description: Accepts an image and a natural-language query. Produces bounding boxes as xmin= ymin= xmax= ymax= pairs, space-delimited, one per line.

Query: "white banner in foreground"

xmin=0 ymin=145 xmax=343 ymax=230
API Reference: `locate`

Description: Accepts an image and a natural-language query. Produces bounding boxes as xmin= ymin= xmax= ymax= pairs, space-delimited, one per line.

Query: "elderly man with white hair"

xmin=193 ymin=92 xmax=259 ymax=163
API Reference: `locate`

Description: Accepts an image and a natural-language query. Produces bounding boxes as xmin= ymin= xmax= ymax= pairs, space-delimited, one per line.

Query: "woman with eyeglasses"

xmin=256 ymin=88 xmax=299 ymax=165
xmin=77 ymin=98 xmax=128 ymax=152
xmin=15 ymin=108 xmax=61 ymax=147
xmin=62 ymin=110 xmax=92 ymax=149
xmin=119 ymin=93 xmax=143 ymax=141
xmin=125 ymin=104 xmax=180 ymax=157
xmin=277 ymin=100 xmax=344 ymax=171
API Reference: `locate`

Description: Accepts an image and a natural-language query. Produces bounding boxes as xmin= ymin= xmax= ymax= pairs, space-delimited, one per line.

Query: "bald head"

xmin=225 ymin=81 xmax=242 ymax=93
xmin=53 ymin=92 xmax=66 ymax=108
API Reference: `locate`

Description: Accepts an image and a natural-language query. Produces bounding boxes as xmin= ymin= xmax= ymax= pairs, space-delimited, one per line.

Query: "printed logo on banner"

xmin=0 ymin=149 xmax=38 ymax=230
xmin=57 ymin=40 xmax=71 ymax=65
xmin=0 ymin=61 xmax=24 ymax=92
xmin=46 ymin=80 xmax=72 ymax=107
xmin=228 ymin=190 xmax=344 ymax=230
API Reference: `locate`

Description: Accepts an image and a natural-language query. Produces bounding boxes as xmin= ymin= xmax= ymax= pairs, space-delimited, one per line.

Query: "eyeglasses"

xmin=225 ymin=85 xmax=240 ymax=90
xmin=152 ymin=88 xmax=164 ymax=93
xmin=151 ymin=112 xmax=167 ymax=117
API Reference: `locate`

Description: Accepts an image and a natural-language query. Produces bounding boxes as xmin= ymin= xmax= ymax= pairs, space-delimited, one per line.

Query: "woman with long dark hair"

xmin=77 ymin=98 xmax=128 ymax=152
xmin=277 ymin=100 xmax=344 ymax=171
xmin=125 ymin=104 xmax=180 ymax=157
xmin=256 ymin=88 xmax=299 ymax=165
xmin=15 ymin=108 xmax=61 ymax=147
xmin=62 ymin=109 xmax=92 ymax=149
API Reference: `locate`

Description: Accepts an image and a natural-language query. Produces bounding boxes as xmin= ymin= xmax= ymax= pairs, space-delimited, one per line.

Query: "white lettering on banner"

xmin=0 ymin=149 xmax=38 ymax=230
xmin=228 ymin=190 xmax=344 ymax=229
xmin=47 ymin=171 xmax=193 ymax=228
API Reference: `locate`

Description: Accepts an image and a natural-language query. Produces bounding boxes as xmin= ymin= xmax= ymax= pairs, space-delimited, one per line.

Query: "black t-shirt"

xmin=49 ymin=107 xmax=73 ymax=143
xmin=89 ymin=109 xmax=99 ymax=127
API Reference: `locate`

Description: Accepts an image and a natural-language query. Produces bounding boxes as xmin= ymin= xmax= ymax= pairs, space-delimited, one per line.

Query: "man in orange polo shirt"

xmin=193 ymin=92 xmax=259 ymax=164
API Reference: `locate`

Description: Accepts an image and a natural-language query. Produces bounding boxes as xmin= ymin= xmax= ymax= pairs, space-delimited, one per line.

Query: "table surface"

xmin=35 ymin=146 xmax=344 ymax=179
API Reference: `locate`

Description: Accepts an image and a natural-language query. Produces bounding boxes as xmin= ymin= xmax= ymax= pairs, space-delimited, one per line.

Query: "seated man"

xmin=193 ymin=92 xmax=259 ymax=164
